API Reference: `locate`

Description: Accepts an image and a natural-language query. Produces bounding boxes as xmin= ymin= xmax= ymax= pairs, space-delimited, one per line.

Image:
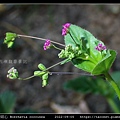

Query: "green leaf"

xmin=63 ymin=76 xmax=114 ymax=97
xmin=92 ymin=50 xmax=117 ymax=75
xmin=72 ymin=50 xmax=116 ymax=75
xmin=0 ymin=90 xmax=16 ymax=113
xmin=72 ymin=58 xmax=95 ymax=73
xmin=64 ymin=24 xmax=116 ymax=75
xmin=65 ymin=24 xmax=104 ymax=58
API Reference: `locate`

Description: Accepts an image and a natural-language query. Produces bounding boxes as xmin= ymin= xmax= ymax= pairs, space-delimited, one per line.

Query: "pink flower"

xmin=62 ymin=23 xmax=71 ymax=36
xmin=95 ymin=43 xmax=106 ymax=51
xmin=43 ymin=39 xmax=51 ymax=50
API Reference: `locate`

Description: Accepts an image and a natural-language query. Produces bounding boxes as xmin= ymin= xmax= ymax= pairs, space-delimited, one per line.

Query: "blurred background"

xmin=0 ymin=3 xmax=120 ymax=113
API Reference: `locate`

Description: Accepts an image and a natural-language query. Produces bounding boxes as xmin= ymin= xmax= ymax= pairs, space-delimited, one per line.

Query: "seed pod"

xmin=42 ymin=73 xmax=48 ymax=87
xmin=42 ymin=73 xmax=48 ymax=80
xmin=42 ymin=79 xmax=48 ymax=87
xmin=38 ymin=63 xmax=46 ymax=71
xmin=34 ymin=71 xmax=46 ymax=77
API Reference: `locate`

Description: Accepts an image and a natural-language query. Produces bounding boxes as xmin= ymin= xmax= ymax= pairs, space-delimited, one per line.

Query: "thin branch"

xmin=49 ymin=72 xmax=93 ymax=76
xmin=18 ymin=34 xmax=65 ymax=47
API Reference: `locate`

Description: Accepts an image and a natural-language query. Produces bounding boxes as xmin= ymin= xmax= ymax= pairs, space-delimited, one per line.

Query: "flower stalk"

xmin=18 ymin=34 xmax=65 ymax=47
xmin=16 ymin=60 xmax=67 ymax=81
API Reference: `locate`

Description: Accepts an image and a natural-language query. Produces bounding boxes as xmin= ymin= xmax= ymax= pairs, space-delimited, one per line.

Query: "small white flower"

xmin=8 ymin=67 xmax=14 ymax=73
xmin=7 ymin=74 xmax=9 ymax=78
xmin=13 ymin=69 xmax=17 ymax=73
xmin=7 ymin=67 xmax=18 ymax=79
xmin=7 ymin=73 xmax=12 ymax=78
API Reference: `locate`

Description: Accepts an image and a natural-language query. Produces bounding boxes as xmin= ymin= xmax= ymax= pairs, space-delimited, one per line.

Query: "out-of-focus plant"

xmin=0 ymin=90 xmax=38 ymax=113
xmin=63 ymin=71 xmax=120 ymax=113
xmin=0 ymin=90 xmax=16 ymax=113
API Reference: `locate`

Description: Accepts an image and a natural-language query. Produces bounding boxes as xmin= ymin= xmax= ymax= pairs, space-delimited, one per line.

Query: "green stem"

xmin=104 ymin=72 xmax=120 ymax=100
xmin=17 ymin=34 xmax=65 ymax=47
xmin=17 ymin=60 xmax=65 ymax=81
xmin=18 ymin=75 xmax=35 ymax=80
xmin=107 ymin=97 xmax=120 ymax=113
xmin=51 ymin=44 xmax=62 ymax=51
xmin=45 ymin=60 xmax=64 ymax=71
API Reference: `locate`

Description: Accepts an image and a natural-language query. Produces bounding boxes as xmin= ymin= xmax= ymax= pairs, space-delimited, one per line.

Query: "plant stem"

xmin=17 ymin=34 xmax=65 ymax=47
xmin=104 ymin=72 xmax=120 ymax=100
xmin=18 ymin=75 xmax=35 ymax=80
xmin=52 ymin=44 xmax=62 ymax=51
xmin=17 ymin=60 xmax=65 ymax=81
xmin=49 ymin=71 xmax=93 ymax=76
xmin=107 ymin=97 xmax=120 ymax=113
xmin=45 ymin=61 xmax=64 ymax=71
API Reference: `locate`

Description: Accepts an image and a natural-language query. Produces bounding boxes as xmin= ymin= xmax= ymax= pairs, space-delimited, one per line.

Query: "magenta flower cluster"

xmin=95 ymin=43 xmax=106 ymax=51
xmin=43 ymin=39 xmax=51 ymax=50
xmin=62 ymin=23 xmax=71 ymax=36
